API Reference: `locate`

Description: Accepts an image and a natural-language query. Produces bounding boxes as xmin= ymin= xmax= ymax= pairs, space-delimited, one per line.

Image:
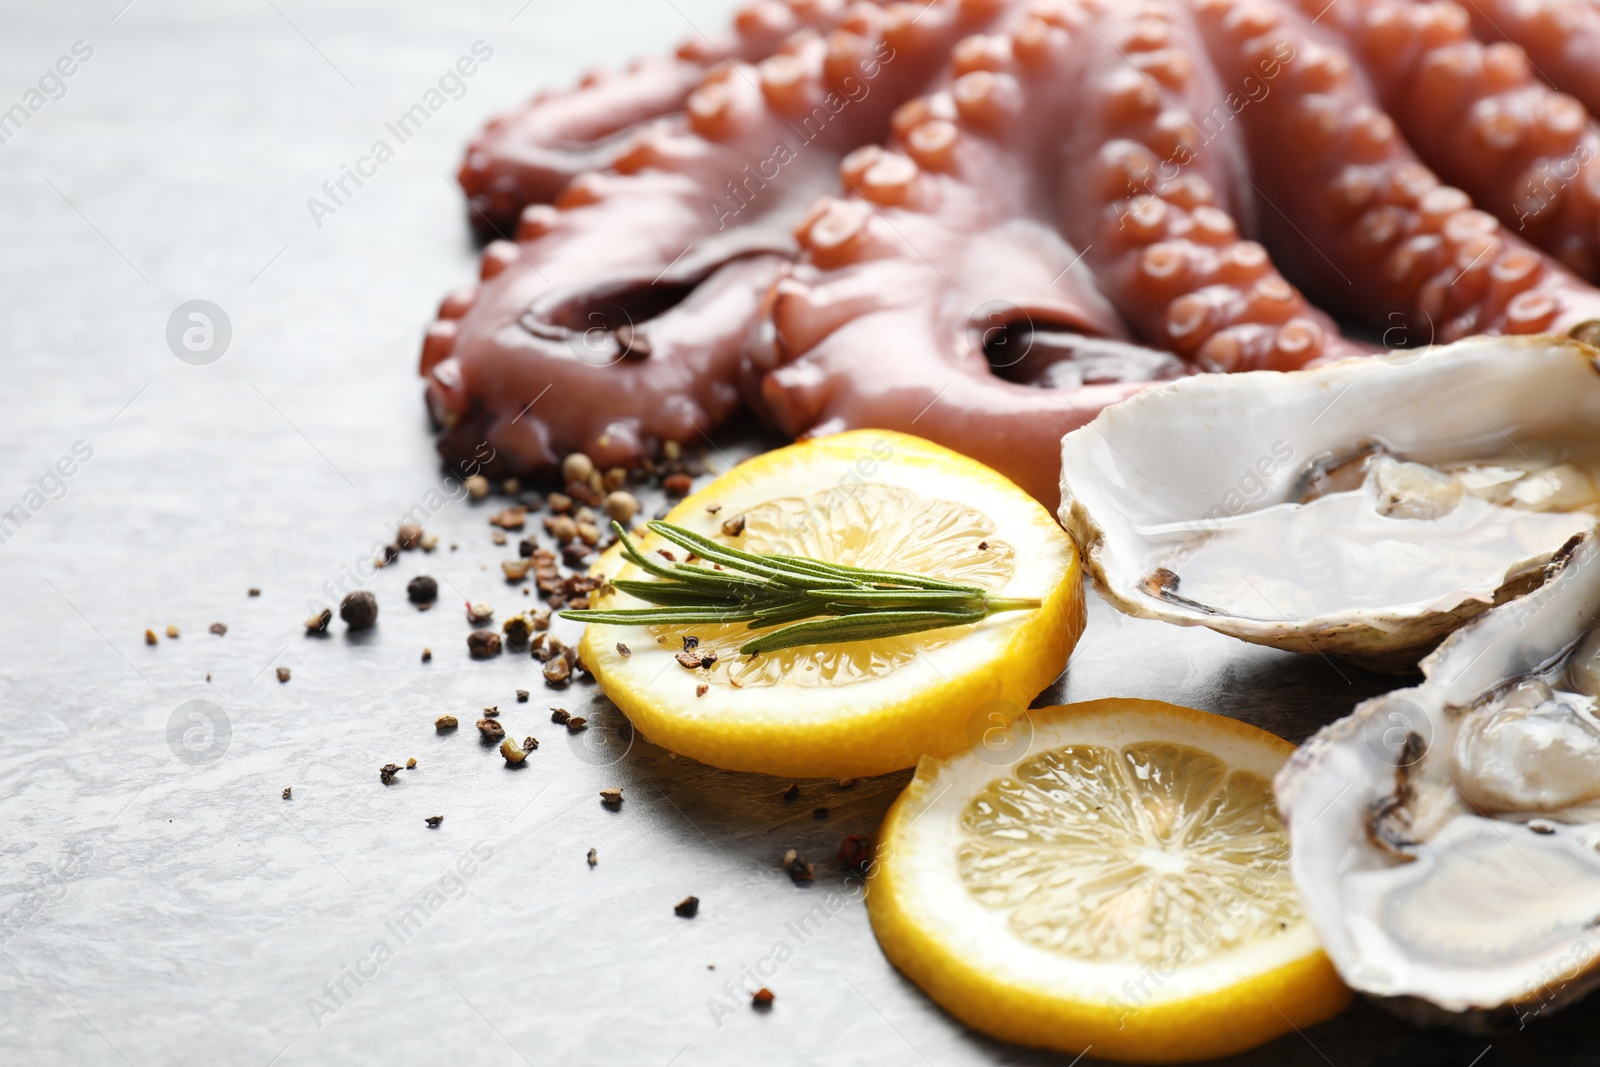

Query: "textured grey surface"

xmin=1 ymin=2 xmax=1595 ymax=1064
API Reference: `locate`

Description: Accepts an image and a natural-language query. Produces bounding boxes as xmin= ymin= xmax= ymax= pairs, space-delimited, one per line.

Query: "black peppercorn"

xmin=340 ymin=591 xmax=378 ymax=630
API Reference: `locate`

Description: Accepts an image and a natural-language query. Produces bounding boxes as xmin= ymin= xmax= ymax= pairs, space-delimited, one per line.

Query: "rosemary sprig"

xmin=560 ymin=521 xmax=1040 ymax=654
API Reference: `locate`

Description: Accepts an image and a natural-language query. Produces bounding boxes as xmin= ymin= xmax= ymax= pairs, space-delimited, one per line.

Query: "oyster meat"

xmin=1059 ymin=334 xmax=1600 ymax=667
xmin=1278 ymin=531 xmax=1600 ymax=1023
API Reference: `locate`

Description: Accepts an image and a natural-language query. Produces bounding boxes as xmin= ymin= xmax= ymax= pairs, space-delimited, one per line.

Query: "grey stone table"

xmin=0 ymin=2 xmax=1588 ymax=1064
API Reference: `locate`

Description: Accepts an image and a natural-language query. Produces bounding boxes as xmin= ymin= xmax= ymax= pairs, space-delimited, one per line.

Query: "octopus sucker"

xmin=426 ymin=0 xmax=1600 ymax=505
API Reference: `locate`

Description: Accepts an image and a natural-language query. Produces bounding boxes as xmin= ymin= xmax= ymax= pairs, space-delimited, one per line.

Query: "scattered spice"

xmin=503 ymin=478 xmax=521 ymax=495
xmin=379 ymin=763 xmax=402 ymax=785
xmin=838 ymin=834 xmax=873 ymax=874
xmin=603 ymin=467 xmax=627 ymax=492
xmin=500 ymin=738 xmax=528 ymax=764
xmin=483 ymin=706 xmax=499 ymax=718
xmin=378 ymin=543 xmax=400 ymax=566
xmin=468 ymin=630 xmax=502 ymax=659
xmin=547 ymin=492 xmax=573 ymax=514
xmin=276 ymin=667 xmax=291 ymax=683
xmin=600 ymin=787 xmax=623 ymax=809
xmin=662 ymin=472 xmax=693 ymax=496
xmin=566 ymin=717 xmax=588 ymax=733
xmin=304 ymin=608 xmax=332 ymax=634
xmin=340 ymin=591 xmax=378 ymax=630
xmin=682 ymin=635 xmax=699 ymax=650
xmin=465 ymin=474 xmax=490 ymax=501
xmin=282 ymin=787 xmax=291 ymax=800
xmin=491 ymin=531 xmax=507 ymax=546
xmin=782 ymin=783 xmax=800 ymax=803
xmin=144 ymin=629 xmax=158 ymax=646
xmin=406 ymin=757 xmax=417 ymax=770
xmin=674 ymin=895 xmax=700 ymax=918
xmin=706 ymin=503 xmax=722 ymax=514
xmin=812 ymin=806 xmax=830 ymax=820
xmin=515 ymin=689 xmax=529 ymax=703
xmin=434 ymin=714 xmax=458 ymax=732
xmin=543 ymin=656 xmax=571 ymax=686
xmin=837 ymin=778 xmax=859 ymax=788
xmin=696 ymin=684 xmax=708 ymax=698
xmin=502 ymin=558 xmax=532 ymax=582
xmin=396 ymin=522 xmax=424 ymax=549
xmin=476 ymin=717 xmax=506 ymax=741
xmin=587 ymin=848 xmax=598 ymax=867
xmin=604 ymin=491 xmax=638 ymax=524
xmin=420 ymin=531 xmax=440 ymax=552
xmin=489 ymin=506 xmax=527 ymax=530
xmin=616 ymin=642 xmax=631 ymax=657
xmin=978 ymin=540 xmax=989 ymax=551
xmin=522 ymin=735 xmax=539 ymax=752
xmin=720 ymin=514 xmax=746 ymax=537
xmin=751 ymin=988 xmax=775 ymax=1009
xmin=467 ymin=602 xmax=494 ymax=624
xmin=547 ymin=709 xmax=570 ymax=726
xmin=209 ymin=622 xmax=227 ymax=636
xmin=421 ymin=646 xmax=433 ymax=662
xmin=545 ymin=514 xmax=578 ymax=544
xmin=675 ymin=649 xmax=717 ymax=670
xmin=782 ymin=849 xmax=815 ymax=884
xmin=407 ymin=576 xmax=439 ymax=605
xmin=248 ymin=587 xmax=261 ymax=597
xmin=165 ymin=624 xmax=180 ymax=639
xmin=425 ymin=815 xmax=443 ymax=828
xmin=562 ymin=452 xmax=595 ymax=483
xmin=501 ymin=615 xmax=532 ymax=646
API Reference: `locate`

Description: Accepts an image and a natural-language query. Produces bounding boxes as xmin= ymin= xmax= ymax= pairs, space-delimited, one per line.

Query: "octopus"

xmin=422 ymin=0 xmax=1600 ymax=507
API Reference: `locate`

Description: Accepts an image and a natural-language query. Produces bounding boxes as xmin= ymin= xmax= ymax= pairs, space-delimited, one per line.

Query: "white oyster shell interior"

xmin=1278 ymin=532 xmax=1600 ymax=1015
xmin=1059 ymin=335 xmax=1600 ymax=663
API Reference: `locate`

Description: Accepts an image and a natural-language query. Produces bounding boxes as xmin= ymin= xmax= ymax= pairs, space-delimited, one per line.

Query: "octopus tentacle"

xmin=1291 ymin=0 xmax=1600 ymax=280
xmin=759 ymin=0 xmax=1363 ymax=505
xmin=1454 ymin=0 xmax=1600 ymax=120
xmin=459 ymin=1 xmax=861 ymax=236
xmin=1192 ymin=0 xmax=1600 ymax=341
xmin=428 ymin=0 xmax=1012 ymax=474
xmin=1052 ymin=0 xmax=1360 ymax=370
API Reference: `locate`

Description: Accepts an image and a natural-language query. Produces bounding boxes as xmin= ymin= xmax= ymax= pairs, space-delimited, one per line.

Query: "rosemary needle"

xmin=560 ymin=521 xmax=1041 ymax=651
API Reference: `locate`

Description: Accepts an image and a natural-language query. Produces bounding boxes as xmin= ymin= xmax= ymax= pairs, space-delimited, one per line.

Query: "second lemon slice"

xmin=577 ymin=430 xmax=1084 ymax=778
xmin=867 ymin=699 xmax=1351 ymax=1063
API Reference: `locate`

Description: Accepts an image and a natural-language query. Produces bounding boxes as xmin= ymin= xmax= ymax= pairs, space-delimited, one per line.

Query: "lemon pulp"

xmin=959 ymin=741 xmax=1299 ymax=966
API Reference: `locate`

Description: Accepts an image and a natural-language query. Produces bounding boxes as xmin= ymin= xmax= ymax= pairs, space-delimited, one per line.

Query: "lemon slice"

xmin=867 ymin=699 xmax=1350 ymax=1063
xmin=577 ymin=431 xmax=1083 ymax=778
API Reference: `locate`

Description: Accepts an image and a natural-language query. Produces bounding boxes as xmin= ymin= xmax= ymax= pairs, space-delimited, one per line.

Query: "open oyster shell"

xmin=1278 ymin=531 xmax=1600 ymax=1025
xmin=1059 ymin=334 xmax=1600 ymax=669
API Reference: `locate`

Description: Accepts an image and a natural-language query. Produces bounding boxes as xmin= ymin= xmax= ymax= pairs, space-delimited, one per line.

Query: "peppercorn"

xmin=407 ymin=575 xmax=439 ymax=605
xmin=468 ymin=630 xmax=502 ymax=659
xmin=340 ymin=591 xmax=378 ymax=630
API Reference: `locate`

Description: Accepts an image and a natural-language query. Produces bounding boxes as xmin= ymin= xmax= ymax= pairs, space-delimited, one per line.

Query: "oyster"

xmin=1059 ymin=334 xmax=1600 ymax=668
xmin=1277 ymin=531 xmax=1600 ymax=1024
